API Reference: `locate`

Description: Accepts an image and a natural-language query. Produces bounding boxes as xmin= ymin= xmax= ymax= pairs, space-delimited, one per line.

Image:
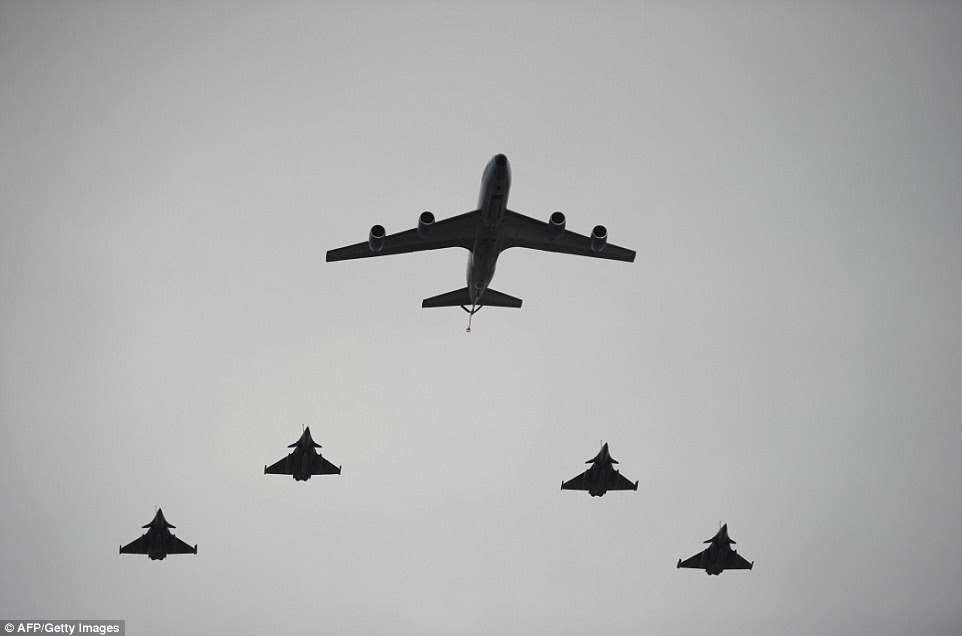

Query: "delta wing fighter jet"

xmin=264 ymin=426 xmax=341 ymax=482
xmin=119 ymin=508 xmax=197 ymax=560
xmin=677 ymin=523 xmax=754 ymax=575
xmin=561 ymin=442 xmax=638 ymax=497
xmin=326 ymin=154 xmax=636 ymax=331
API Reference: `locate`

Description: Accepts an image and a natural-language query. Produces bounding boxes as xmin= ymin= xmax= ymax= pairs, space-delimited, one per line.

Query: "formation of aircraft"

xmin=561 ymin=442 xmax=638 ymax=497
xmin=121 ymin=156 xmax=754 ymax=575
xmin=326 ymin=154 xmax=636 ymax=331
xmin=119 ymin=508 xmax=197 ymax=561
xmin=677 ymin=523 xmax=754 ymax=575
xmin=264 ymin=426 xmax=341 ymax=482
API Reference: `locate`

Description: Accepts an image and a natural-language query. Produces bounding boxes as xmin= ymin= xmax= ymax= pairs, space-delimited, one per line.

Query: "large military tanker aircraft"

xmin=326 ymin=154 xmax=636 ymax=331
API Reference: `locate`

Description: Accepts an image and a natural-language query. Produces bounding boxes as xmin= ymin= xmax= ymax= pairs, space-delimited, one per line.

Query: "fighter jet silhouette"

xmin=677 ymin=523 xmax=754 ymax=575
xmin=561 ymin=442 xmax=638 ymax=497
xmin=264 ymin=426 xmax=341 ymax=482
xmin=119 ymin=508 xmax=197 ymax=560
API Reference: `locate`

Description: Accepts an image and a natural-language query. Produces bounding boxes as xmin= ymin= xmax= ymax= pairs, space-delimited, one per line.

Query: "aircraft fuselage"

xmin=291 ymin=447 xmax=315 ymax=481
xmin=585 ymin=461 xmax=615 ymax=497
xmin=587 ymin=464 xmax=604 ymax=497
xmin=703 ymin=531 xmax=733 ymax=574
xmin=586 ymin=445 xmax=614 ymax=496
xmin=142 ymin=527 xmax=169 ymax=560
xmin=466 ymin=154 xmax=512 ymax=305
xmin=705 ymin=543 xmax=732 ymax=575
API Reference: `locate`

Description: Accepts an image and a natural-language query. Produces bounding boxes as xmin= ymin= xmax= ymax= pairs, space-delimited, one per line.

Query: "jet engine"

xmin=368 ymin=224 xmax=386 ymax=252
xmin=590 ymin=225 xmax=607 ymax=252
xmin=549 ymin=211 xmax=566 ymax=238
xmin=417 ymin=211 xmax=435 ymax=238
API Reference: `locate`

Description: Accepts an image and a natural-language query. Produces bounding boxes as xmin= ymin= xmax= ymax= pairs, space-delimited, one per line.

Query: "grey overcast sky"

xmin=1 ymin=2 xmax=960 ymax=635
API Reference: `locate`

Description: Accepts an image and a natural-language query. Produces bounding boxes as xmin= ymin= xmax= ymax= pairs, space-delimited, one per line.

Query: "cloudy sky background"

xmin=1 ymin=2 xmax=960 ymax=634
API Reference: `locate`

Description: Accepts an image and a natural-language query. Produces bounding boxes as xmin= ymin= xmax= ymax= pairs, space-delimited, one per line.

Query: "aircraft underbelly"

xmin=588 ymin=467 xmax=604 ymax=496
xmin=708 ymin=551 xmax=722 ymax=573
xmin=466 ymin=241 xmax=499 ymax=302
xmin=294 ymin=453 xmax=311 ymax=480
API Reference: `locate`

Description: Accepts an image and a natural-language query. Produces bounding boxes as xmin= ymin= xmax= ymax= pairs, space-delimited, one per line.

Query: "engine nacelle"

xmin=590 ymin=225 xmax=607 ymax=253
xmin=549 ymin=211 xmax=566 ymax=238
xmin=368 ymin=224 xmax=386 ymax=252
xmin=417 ymin=211 xmax=435 ymax=238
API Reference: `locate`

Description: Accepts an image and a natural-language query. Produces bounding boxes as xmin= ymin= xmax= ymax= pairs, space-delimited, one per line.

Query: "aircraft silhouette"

xmin=561 ymin=442 xmax=639 ymax=497
xmin=264 ymin=426 xmax=341 ymax=482
xmin=326 ymin=154 xmax=635 ymax=331
xmin=119 ymin=508 xmax=197 ymax=560
xmin=677 ymin=523 xmax=754 ymax=575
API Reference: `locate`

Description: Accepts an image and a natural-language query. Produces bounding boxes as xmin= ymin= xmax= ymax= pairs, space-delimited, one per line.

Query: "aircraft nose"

xmin=494 ymin=154 xmax=507 ymax=167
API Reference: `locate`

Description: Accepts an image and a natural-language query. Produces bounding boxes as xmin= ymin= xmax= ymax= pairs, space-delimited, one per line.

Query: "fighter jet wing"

xmin=501 ymin=210 xmax=636 ymax=262
xmin=677 ymin=550 xmax=707 ymax=569
xmin=311 ymin=454 xmax=341 ymax=475
xmin=264 ymin=455 xmax=292 ymax=475
xmin=606 ymin=470 xmax=639 ymax=491
xmin=561 ymin=470 xmax=589 ymax=490
xmin=119 ymin=535 xmax=147 ymax=554
xmin=326 ymin=211 xmax=480 ymax=261
xmin=168 ymin=536 xmax=197 ymax=555
xmin=724 ymin=551 xmax=753 ymax=570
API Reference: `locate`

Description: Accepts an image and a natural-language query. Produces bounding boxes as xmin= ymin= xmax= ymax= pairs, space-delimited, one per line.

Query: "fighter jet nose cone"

xmin=494 ymin=154 xmax=507 ymax=167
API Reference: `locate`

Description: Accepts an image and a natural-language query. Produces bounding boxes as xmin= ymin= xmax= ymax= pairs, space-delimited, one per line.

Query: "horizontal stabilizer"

xmin=479 ymin=288 xmax=522 ymax=308
xmin=422 ymin=287 xmax=522 ymax=309
xmin=422 ymin=287 xmax=471 ymax=308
